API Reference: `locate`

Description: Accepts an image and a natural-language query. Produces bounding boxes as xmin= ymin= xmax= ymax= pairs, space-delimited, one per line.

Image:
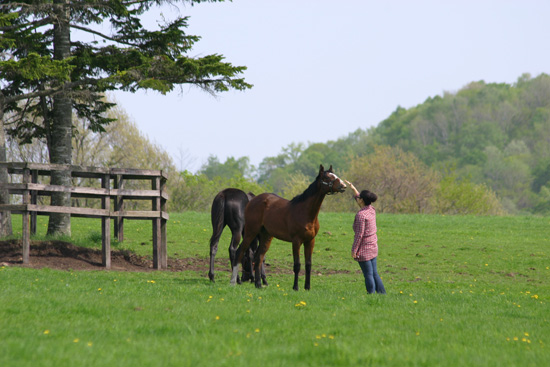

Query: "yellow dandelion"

xmin=43 ymin=330 xmax=50 ymax=335
xmin=255 ymin=328 xmax=260 ymax=333
xmin=73 ymin=338 xmax=80 ymax=343
xmin=97 ymin=288 xmax=102 ymax=291
xmin=524 ymin=332 xmax=529 ymax=337
xmin=87 ymin=342 xmax=93 ymax=347
xmin=215 ymin=316 xmax=220 ymax=320
xmin=329 ymin=335 xmax=335 ymax=339
xmin=413 ymin=300 xmax=418 ymax=304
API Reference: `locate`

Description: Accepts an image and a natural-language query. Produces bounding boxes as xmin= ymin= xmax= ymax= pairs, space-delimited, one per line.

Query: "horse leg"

xmin=228 ymin=229 xmax=243 ymax=284
xmin=250 ymin=236 xmax=268 ymax=285
xmin=241 ymin=240 xmax=255 ymax=283
xmin=292 ymin=241 xmax=302 ymax=291
xmin=261 ymin=257 xmax=268 ymax=286
xmin=304 ymin=239 xmax=315 ymax=290
xmin=230 ymin=231 xmax=255 ymax=285
xmin=253 ymin=234 xmax=272 ymax=288
xmin=208 ymin=229 xmax=223 ymax=283
xmin=240 ymin=246 xmax=255 ymax=283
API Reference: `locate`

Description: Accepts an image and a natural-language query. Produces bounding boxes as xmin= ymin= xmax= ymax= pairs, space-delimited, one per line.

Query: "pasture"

xmin=1 ymin=212 xmax=549 ymax=367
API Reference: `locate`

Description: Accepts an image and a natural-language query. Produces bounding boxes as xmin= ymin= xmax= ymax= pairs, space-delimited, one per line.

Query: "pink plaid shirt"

xmin=351 ymin=205 xmax=378 ymax=261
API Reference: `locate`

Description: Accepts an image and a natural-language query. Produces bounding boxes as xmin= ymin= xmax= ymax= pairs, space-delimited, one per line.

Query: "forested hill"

xmin=248 ymin=73 xmax=550 ymax=215
xmin=368 ymin=73 xmax=550 ymax=214
xmin=194 ymin=73 xmax=549 ymax=214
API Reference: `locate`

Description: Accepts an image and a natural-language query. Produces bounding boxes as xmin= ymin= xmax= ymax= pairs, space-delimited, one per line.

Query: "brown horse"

xmin=230 ymin=165 xmax=346 ymax=290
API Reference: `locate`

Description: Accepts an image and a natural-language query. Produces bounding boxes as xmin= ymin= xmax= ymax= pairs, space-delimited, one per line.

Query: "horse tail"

xmin=210 ymin=192 xmax=225 ymax=246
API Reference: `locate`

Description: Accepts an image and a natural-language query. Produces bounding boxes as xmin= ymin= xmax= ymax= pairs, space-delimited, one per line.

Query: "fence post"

xmin=113 ymin=174 xmax=125 ymax=241
xmin=30 ymin=169 xmax=38 ymax=235
xmin=22 ymin=166 xmax=30 ymax=264
xmin=152 ymin=176 xmax=162 ymax=269
xmin=101 ymin=173 xmax=111 ymax=269
xmin=160 ymin=173 xmax=167 ymax=269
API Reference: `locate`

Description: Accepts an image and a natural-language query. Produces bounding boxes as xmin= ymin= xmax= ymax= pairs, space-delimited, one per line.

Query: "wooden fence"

xmin=0 ymin=162 xmax=168 ymax=269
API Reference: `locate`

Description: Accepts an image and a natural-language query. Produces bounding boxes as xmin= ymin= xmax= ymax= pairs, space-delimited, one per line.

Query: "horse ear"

xmin=319 ymin=165 xmax=324 ymax=174
xmin=328 ymin=165 xmax=333 ymax=172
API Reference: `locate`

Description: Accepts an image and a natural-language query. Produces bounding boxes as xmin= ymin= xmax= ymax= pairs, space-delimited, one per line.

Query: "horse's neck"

xmin=299 ymin=191 xmax=326 ymax=220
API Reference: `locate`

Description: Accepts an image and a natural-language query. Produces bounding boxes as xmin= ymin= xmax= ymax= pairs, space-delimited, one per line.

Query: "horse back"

xmin=245 ymin=193 xmax=300 ymax=242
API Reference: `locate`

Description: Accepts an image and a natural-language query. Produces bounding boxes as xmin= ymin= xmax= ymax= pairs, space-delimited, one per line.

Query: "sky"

xmin=112 ymin=0 xmax=550 ymax=172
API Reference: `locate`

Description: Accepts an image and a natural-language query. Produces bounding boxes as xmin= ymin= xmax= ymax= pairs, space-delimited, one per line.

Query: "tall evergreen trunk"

xmin=0 ymin=98 xmax=13 ymax=237
xmin=47 ymin=0 xmax=72 ymax=236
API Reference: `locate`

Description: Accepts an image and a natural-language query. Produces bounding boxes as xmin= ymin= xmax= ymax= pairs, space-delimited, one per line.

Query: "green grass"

xmin=1 ymin=213 xmax=549 ymax=366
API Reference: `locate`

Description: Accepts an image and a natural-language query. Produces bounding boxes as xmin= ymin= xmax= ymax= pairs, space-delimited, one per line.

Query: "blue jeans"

xmin=358 ymin=257 xmax=386 ymax=294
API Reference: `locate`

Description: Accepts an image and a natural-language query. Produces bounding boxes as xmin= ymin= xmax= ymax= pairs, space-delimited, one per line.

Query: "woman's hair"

xmin=359 ymin=190 xmax=378 ymax=205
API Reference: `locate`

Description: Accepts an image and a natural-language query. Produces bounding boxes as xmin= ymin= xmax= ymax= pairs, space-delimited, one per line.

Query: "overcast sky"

xmin=112 ymin=0 xmax=550 ymax=172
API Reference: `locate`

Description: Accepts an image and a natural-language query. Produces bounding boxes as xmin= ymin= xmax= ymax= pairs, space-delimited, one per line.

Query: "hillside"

xmin=370 ymin=73 xmax=550 ymax=214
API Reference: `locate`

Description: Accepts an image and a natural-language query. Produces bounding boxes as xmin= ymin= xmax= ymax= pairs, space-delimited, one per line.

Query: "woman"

xmin=345 ymin=180 xmax=386 ymax=294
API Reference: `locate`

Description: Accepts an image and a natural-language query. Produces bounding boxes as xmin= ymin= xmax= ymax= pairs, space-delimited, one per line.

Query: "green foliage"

xmin=343 ymin=146 xmax=439 ymax=213
xmin=2 ymin=214 xmax=549 ymax=366
xmin=200 ymin=156 xmax=254 ymax=180
xmin=168 ymin=171 xmax=272 ymax=212
xmin=430 ymin=175 xmax=505 ymax=215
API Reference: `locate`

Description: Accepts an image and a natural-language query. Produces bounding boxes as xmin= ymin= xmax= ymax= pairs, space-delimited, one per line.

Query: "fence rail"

xmin=0 ymin=162 xmax=168 ymax=269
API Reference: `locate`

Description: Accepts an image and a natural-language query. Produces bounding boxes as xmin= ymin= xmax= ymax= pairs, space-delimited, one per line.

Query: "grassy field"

xmin=1 ymin=212 xmax=549 ymax=366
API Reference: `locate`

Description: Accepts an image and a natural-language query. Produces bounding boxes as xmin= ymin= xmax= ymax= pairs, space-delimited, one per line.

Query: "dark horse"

xmin=208 ymin=188 xmax=266 ymax=284
xmin=230 ymin=165 xmax=346 ymax=290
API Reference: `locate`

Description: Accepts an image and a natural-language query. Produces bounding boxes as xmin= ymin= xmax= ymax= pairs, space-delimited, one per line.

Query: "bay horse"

xmin=208 ymin=188 xmax=266 ymax=284
xmin=230 ymin=165 xmax=346 ymax=290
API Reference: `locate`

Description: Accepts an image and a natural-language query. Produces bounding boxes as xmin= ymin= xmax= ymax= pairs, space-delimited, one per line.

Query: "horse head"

xmin=319 ymin=164 xmax=347 ymax=194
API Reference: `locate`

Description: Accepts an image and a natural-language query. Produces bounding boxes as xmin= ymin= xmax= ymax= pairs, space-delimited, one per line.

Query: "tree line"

xmin=201 ymin=73 xmax=550 ymax=215
xmin=11 ymin=72 xmax=550 ymax=216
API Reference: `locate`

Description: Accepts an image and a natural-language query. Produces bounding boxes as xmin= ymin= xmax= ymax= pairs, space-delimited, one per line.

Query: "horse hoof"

xmin=255 ymin=282 xmax=262 ymax=289
xmin=262 ymin=278 xmax=269 ymax=286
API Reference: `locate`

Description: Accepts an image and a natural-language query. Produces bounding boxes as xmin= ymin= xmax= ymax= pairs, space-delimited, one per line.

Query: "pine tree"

xmin=0 ymin=0 xmax=252 ymax=236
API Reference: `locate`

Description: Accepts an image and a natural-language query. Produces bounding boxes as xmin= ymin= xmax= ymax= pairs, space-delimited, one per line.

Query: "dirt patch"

xmin=0 ymin=240 xmax=351 ymax=276
xmin=0 ymin=239 xmax=213 ymax=273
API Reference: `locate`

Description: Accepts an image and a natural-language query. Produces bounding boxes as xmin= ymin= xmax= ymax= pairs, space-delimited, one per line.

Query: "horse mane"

xmin=289 ymin=172 xmax=322 ymax=205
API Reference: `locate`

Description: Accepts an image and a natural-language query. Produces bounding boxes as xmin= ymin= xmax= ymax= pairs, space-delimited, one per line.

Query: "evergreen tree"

xmin=0 ymin=0 xmax=252 ymax=235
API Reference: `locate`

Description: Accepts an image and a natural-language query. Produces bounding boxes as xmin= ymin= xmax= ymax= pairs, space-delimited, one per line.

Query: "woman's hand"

xmin=344 ymin=180 xmax=359 ymax=196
